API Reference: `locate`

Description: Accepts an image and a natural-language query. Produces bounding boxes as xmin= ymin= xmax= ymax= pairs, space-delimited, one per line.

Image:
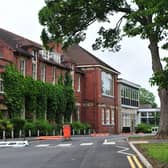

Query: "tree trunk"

xmin=148 ymin=37 xmax=168 ymax=138
xmin=158 ymin=88 xmax=168 ymax=137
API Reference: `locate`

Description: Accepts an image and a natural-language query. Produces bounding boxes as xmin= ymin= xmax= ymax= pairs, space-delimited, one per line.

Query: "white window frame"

xmin=41 ymin=63 xmax=46 ymax=82
xmin=101 ymin=108 xmax=105 ymax=125
xmin=32 ymin=62 xmax=37 ymax=80
xmin=105 ymin=109 xmax=110 ymax=125
xmin=0 ymin=74 xmax=4 ymax=93
xmin=111 ymin=109 xmax=115 ymax=125
xmin=101 ymin=71 xmax=114 ymax=97
xmin=52 ymin=67 xmax=56 ymax=84
xmin=77 ymin=75 xmax=81 ymax=92
xmin=20 ymin=59 xmax=26 ymax=76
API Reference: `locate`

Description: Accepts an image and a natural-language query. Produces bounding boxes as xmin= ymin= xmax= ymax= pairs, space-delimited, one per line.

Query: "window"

xmin=101 ymin=108 xmax=105 ymax=125
xmin=41 ymin=63 xmax=46 ymax=82
xmin=0 ymin=74 xmax=4 ymax=93
xmin=32 ymin=63 xmax=37 ymax=80
xmin=77 ymin=75 xmax=81 ymax=92
xmin=102 ymin=108 xmax=115 ymax=125
xmin=123 ymin=113 xmax=131 ymax=127
xmin=106 ymin=109 xmax=110 ymax=125
xmin=111 ymin=109 xmax=115 ymax=125
xmin=31 ymin=50 xmax=38 ymax=61
xmin=52 ymin=67 xmax=56 ymax=84
xmin=77 ymin=106 xmax=80 ymax=121
xmin=101 ymin=71 xmax=113 ymax=96
xmin=20 ymin=59 xmax=26 ymax=76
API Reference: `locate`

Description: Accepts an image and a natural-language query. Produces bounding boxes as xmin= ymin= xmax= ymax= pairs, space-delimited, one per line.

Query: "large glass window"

xmin=20 ymin=59 xmax=26 ymax=76
xmin=101 ymin=71 xmax=113 ymax=96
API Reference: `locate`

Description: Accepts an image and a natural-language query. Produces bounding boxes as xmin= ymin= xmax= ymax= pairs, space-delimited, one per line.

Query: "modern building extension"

xmin=118 ymin=79 xmax=140 ymax=133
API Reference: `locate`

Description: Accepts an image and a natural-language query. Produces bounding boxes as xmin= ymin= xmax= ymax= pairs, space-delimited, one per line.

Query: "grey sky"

xmin=0 ymin=0 xmax=161 ymax=105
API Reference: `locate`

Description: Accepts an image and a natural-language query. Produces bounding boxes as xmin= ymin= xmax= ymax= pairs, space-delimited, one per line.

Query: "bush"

xmin=24 ymin=121 xmax=35 ymax=136
xmin=0 ymin=120 xmax=13 ymax=138
xmin=71 ymin=121 xmax=91 ymax=134
xmin=10 ymin=118 xmax=25 ymax=137
xmin=136 ymin=123 xmax=152 ymax=133
xmin=34 ymin=120 xmax=53 ymax=136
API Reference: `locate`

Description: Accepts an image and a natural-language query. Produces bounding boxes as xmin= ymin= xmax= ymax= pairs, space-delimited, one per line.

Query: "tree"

xmin=139 ymin=88 xmax=157 ymax=108
xmin=39 ymin=0 xmax=168 ymax=137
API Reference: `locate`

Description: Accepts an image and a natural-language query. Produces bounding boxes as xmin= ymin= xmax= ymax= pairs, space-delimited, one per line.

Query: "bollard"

xmin=84 ymin=129 xmax=86 ymax=135
xmin=19 ymin=130 xmax=22 ymax=138
xmin=37 ymin=130 xmax=40 ymax=137
xmin=28 ymin=130 xmax=31 ymax=137
xmin=3 ymin=130 xmax=5 ymax=139
xmin=11 ymin=129 xmax=14 ymax=139
xmin=53 ymin=129 xmax=55 ymax=136
xmin=72 ymin=129 xmax=75 ymax=136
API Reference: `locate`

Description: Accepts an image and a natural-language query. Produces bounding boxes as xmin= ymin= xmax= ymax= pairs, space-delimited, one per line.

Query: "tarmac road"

xmin=0 ymin=135 xmax=143 ymax=168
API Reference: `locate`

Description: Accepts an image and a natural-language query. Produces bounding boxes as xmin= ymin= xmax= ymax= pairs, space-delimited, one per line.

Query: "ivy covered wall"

xmin=2 ymin=65 xmax=75 ymax=124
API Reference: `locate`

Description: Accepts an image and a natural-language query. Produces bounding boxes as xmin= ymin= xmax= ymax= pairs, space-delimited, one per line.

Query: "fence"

xmin=0 ymin=128 xmax=93 ymax=139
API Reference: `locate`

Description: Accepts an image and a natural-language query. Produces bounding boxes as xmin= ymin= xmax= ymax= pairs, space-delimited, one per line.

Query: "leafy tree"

xmin=139 ymin=88 xmax=157 ymax=108
xmin=39 ymin=0 xmax=168 ymax=137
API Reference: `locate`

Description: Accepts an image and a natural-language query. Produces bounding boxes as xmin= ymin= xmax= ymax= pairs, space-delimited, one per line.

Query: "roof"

xmin=0 ymin=28 xmax=42 ymax=57
xmin=63 ymin=45 xmax=120 ymax=74
xmin=118 ymin=78 xmax=141 ymax=89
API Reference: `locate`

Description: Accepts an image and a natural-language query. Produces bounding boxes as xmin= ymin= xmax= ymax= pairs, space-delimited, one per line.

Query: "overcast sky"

xmin=0 ymin=0 xmax=162 ymax=106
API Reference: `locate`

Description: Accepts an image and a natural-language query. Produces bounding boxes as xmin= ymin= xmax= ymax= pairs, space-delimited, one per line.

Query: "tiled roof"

xmin=0 ymin=28 xmax=42 ymax=57
xmin=63 ymin=45 xmax=120 ymax=74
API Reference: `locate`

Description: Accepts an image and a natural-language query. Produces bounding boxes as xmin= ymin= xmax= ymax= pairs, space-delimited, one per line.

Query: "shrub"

xmin=34 ymin=120 xmax=53 ymax=136
xmin=24 ymin=121 xmax=35 ymax=136
xmin=136 ymin=123 xmax=152 ymax=133
xmin=10 ymin=118 xmax=25 ymax=137
xmin=71 ymin=121 xmax=91 ymax=134
xmin=10 ymin=118 xmax=25 ymax=131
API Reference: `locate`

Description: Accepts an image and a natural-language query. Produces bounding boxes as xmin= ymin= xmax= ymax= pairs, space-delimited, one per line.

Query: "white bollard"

xmin=11 ymin=129 xmax=14 ymax=139
xmin=28 ymin=130 xmax=31 ymax=137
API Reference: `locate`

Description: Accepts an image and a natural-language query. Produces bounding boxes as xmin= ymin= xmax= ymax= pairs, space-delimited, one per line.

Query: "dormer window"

xmin=31 ymin=50 xmax=38 ymax=61
xmin=39 ymin=49 xmax=61 ymax=64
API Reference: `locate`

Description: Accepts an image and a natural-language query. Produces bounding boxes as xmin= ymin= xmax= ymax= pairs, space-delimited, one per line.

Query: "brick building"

xmin=64 ymin=45 xmax=120 ymax=133
xmin=0 ymin=28 xmax=121 ymax=133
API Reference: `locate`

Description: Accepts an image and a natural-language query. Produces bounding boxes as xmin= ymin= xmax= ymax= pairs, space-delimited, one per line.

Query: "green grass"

xmin=139 ymin=143 xmax=168 ymax=164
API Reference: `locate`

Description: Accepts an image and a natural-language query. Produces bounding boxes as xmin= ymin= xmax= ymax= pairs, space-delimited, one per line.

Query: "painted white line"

xmin=80 ymin=143 xmax=93 ymax=146
xmin=57 ymin=143 xmax=72 ymax=147
xmin=0 ymin=141 xmax=29 ymax=147
xmin=103 ymin=139 xmax=116 ymax=145
xmin=116 ymin=146 xmax=134 ymax=156
xmin=35 ymin=144 xmax=50 ymax=147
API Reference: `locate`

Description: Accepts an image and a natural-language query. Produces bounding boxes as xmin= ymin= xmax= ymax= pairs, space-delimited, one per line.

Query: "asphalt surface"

xmin=0 ymin=135 xmax=142 ymax=168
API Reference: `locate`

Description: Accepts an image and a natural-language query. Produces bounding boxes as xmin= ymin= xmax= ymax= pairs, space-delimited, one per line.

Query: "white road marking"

xmin=35 ymin=144 xmax=50 ymax=147
xmin=116 ymin=146 xmax=134 ymax=156
xmin=0 ymin=141 xmax=29 ymax=147
xmin=56 ymin=143 xmax=72 ymax=147
xmin=80 ymin=142 xmax=93 ymax=146
xmin=103 ymin=139 xmax=116 ymax=145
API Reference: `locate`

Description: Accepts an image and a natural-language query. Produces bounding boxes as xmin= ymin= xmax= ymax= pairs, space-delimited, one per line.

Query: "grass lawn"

xmin=137 ymin=143 xmax=168 ymax=168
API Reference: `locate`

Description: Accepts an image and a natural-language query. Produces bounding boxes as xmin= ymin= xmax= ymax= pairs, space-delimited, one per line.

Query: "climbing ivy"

xmin=2 ymin=65 xmax=75 ymax=124
xmin=3 ymin=65 xmax=25 ymax=118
